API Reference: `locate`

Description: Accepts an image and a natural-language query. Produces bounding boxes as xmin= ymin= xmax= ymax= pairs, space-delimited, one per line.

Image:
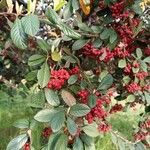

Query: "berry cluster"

xmin=113 ymin=47 xmax=130 ymax=58
xmin=69 ymin=66 xmax=80 ymax=75
xmin=98 ymin=123 xmax=111 ymax=133
xmin=42 ymin=127 xmax=52 ymax=138
xmin=86 ymin=99 xmax=107 ymax=124
xmin=126 ymin=82 xmax=141 ymax=93
xmin=110 ymin=104 xmax=123 ymax=114
xmin=77 ymin=89 xmax=89 ymax=104
xmin=81 ymin=43 xmax=103 ymax=58
xmin=47 ymin=69 xmax=70 ymax=90
xmin=136 ymin=71 xmax=148 ymax=80
xmin=110 ymin=1 xmax=129 ymax=20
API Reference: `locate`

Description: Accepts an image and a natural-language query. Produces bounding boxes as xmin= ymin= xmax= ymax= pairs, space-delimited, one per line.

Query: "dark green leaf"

xmin=78 ymin=22 xmax=93 ymax=32
xmin=34 ymin=109 xmax=57 ymax=122
xmin=68 ymin=75 xmax=78 ymax=85
xmin=21 ymin=14 xmax=40 ymax=36
xmin=37 ymin=37 xmax=50 ymax=52
xmin=67 ymin=117 xmax=77 ymax=135
xmin=54 ymin=133 xmax=68 ymax=150
xmin=63 ymin=0 xmax=73 ymax=20
xmin=98 ymin=74 xmax=113 ymax=90
xmin=100 ymin=29 xmax=110 ymax=40
xmin=72 ymin=39 xmax=89 ymax=50
xmin=92 ymin=38 xmax=102 ymax=48
xmin=70 ymin=104 xmax=90 ymax=117
xmin=11 ymin=18 xmax=27 ymax=49
xmin=28 ymin=54 xmax=45 ymax=66
xmin=73 ymin=137 xmax=84 ymax=150
xmin=45 ymin=88 xmax=60 ymax=106
xmin=80 ymin=134 xmax=94 ymax=146
xmin=46 ymin=7 xmax=60 ymax=25
xmin=51 ymin=111 xmax=66 ymax=132
xmin=6 ymin=134 xmax=28 ymax=150
xmin=88 ymin=94 xmax=97 ymax=108
xmin=60 ymin=22 xmax=81 ymax=39
xmin=48 ymin=133 xmax=61 ymax=150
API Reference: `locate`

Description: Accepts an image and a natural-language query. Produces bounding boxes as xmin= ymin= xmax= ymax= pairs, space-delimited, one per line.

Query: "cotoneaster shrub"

xmin=0 ymin=0 xmax=150 ymax=150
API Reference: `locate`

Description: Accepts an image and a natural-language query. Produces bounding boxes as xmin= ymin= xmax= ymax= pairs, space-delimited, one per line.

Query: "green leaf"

xmin=61 ymin=90 xmax=76 ymax=106
xmin=45 ymin=88 xmax=60 ymax=106
xmin=63 ymin=0 xmax=73 ymax=19
xmin=68 ymin=75 xmax=78 ymax=85
xmin=46 ymin=7 xmax=60 ymax=25
xmin=92 ymin=38 xmax=102 ymax=48
xmin=118 ymin=59 xmax=127 ymax=68
xmin=48 ymin=133 xmax=61 ymax=150
xmin=67 ymin=117 xmax=77 ymax=135
xmin=50 ymin=111 xmax=66 ymax=132
xmin=25 ymin=70 xmax=37 ymax=81
xmin=37 ymin=62 xmax=50 ymax=88
xmin=134 ymin=142 xmax=146 ymax=150
xmin=80 ymin=134 xmax=94 ymax=146
xmin=28 ymin=54 xmax=45 ymax=66
xmin=11 ymin=18 xmax=27 ymax=49
xmin=98 ymin=74 xmax=113 ymax=90
xmin=34 ymin=109 xmax=57 ymax=122
xmin=91 ymin=26 xmax=102 ymax=33
xmin=143 ymin=56 xmax=150 ymax=63
xmin=72 ymin=39 xmax=89 ymax=50
xmin=78 ymin=22 xmax=93 ymax=33
xmin=6 ymin=134 xmax=28 ymax=150
xmin=136 ymin=48 xmax=143 ymax=59
xmin=70 ymin=104 xmax=90 ymax=117
xmin=72 ymin=0 xmax=79 ymax=11
xmin=144 ymin=92 xmax=150 ymax=105
xmin=88 ymin=94 xmax=97 ymax=108
xmin=60 ymin=22 xmax=81 ymax=39
xmin=140 ymin=61 xmax=147 ymax=72
xmin=82 ymin=123 xmax=99 ymax=137
xmin=21 ymin=14 xmax=40 ymax=36
xmin=37 ymin=37 xmax=50 ymax=52
xmin=54 ymin=133 xmax=68 ymax=150
xmin=100 ymin=29 xmax=110 ymax=40
xmin=27 ymin=91 xmax=45 ymax=108
xmin=109 ymin=30 xmax=117 ymax=43
xmin=13 ymin=119 xmax=29 ymax=129
xmin=73 ymin=138 xmax=84 ymax=150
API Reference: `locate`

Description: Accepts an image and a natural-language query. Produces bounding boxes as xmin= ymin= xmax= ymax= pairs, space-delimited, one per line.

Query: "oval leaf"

xmin=70 ymin=104 xmax=90 ymax=117
xmin=11 ymin=18 xmax=27 ymax=49
xmin=34 ymin=109 xmax=57 ymax=122
xmin=61 ymin=90 xmax=76 ymax=106
xmin=45 ymin=88 xmax=60 ymax=106
xmin=21 ymin=14 xmax=40 ymax=36
xmin=28 ymin=54 xmax=45 ymax=66
xmin=7 ymin=134 xmax=28 ymax=150
xmin=67 ymin=117 xmax=77 ymax=135
xmin=37 ymin=62 xmax=50 ymax=88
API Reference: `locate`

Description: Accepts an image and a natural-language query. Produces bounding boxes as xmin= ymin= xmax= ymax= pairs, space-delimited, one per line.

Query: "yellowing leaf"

xmin=6 ymin=0 xmax=13 ymax=13
xmin=79 ymin=0 xmax=91 ymax=15
xmin=51 ymin=51 xmax=62 ymax=62
xmin=15 ymin=1 xmax=23 ymax=15
xmin=27 ymin=0 xmax=36 ymax=14
xmin=54 ymin=0 xmax=66 ymax=11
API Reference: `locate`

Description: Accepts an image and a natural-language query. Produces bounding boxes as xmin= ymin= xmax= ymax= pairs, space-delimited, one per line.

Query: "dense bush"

xmin=0 ymin=0 xmax=150 ymax=150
